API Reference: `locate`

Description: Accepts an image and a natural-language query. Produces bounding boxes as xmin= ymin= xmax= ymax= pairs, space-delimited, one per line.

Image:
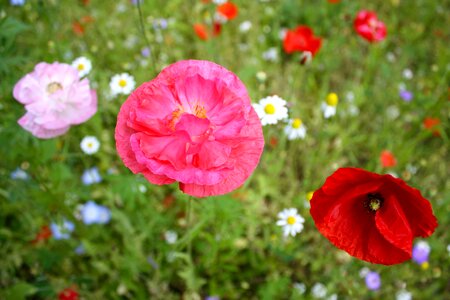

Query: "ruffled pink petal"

xmin=115 ymin=91 xmax=176 ymax=185
xmin=18 ymin=113 xmax=69 ymax=139
xmin=180 ymin=108 xmax=264 ymax=197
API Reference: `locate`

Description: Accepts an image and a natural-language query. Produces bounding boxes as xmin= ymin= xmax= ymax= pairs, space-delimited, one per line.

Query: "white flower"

xmin=214 ymin=11 xmax=228 ymax=24
xmin=279 ymin=28 xmax=287 ymax=40
xmin=386 ymin=52 xmax=396 ymax=62
xmin=403 ymin=68 xmax=413 ymax=79
xmin=80 ymin=136 xmax=100 ymax=155
xmin=256 ymin=71 xmax=267 ymax=82
xmin=138 ymin=184 xmax=147 ymax=193
xmin=262 ymin=47 xmax=278 ymax=62
xmin=396 ymin=290 xmax=412 ymax=300
xmin=212 ymin=0 xmax=227 ymax=4
xmin=71 ymin=56 xmax=92 ymax=77
xmin=239 ymin=21 xmax=252 ymax=32
xmin=276 ymin=208 xmax=304 ymax=237
xmin=311 ymin=283 xmax=327 ymax=299
xmin=164 ymin=230 xmax=178 ymax=244
xmin=327 ymin=294 xmax=338 ymax=300
xmin=293 ymin=282 xmax=306 ymax=294
xmin=446 ymin=244 xmax=450 ymax=255
xmin=110 ymin=73 xmax=136 ymax=96
xmin=253 ymin=95 xmax=288 ymax=126
xmin=359 ymin=267 xmax=370 ymax=278
xmin=284 ymin=118 xmax=307 ymax=140
xmin=321 ymin=93 xmax=338 ymax=119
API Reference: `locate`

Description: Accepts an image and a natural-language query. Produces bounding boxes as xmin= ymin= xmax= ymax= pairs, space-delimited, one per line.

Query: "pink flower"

xmin=13 ymin=62 xmax=97 ymax=139
xmin=115 ymin=60 xmax=264 ymax=197
xmin=354 ymin=10 xmax=387 ymax=43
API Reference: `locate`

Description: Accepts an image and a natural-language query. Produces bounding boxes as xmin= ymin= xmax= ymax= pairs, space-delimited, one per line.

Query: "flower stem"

xmin=136 ymin=0 xmax=157 ymax=73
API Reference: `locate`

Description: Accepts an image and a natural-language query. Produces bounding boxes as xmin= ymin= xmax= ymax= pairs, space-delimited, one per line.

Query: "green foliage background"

xmin=0 ymin=0 xmax=449 ymax=299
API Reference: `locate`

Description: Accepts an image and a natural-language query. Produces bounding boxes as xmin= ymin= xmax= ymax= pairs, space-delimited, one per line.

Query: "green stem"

xmin=136 ymin=0 xmax=157 ymax=73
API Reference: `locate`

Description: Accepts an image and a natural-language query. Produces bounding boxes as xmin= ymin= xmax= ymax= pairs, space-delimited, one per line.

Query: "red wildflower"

xmin=72 ymin=21 xmax=85 ymax=36
xmin=283 ymin=26 xmax=322 ymax=60
xmin=193 ymin=23 xmax=209 ymax=40
xmin=423 ymin=117 xmax=440 ymax=136
xmin=217 ymin=2 xmax=238 ymax=21
xmin=58 ymin=287 xmax=79 ymax=300
xmin=310 ymin=168 xmax=437 ymax=265
xmin=213 ymin=22 xmax=222 ymax=36
xmin=31 ymin=225 xmax=52 ymax=244
xmin=380 ymin=150 xmax=397 ymax=168
xmin=354 ymin=10 xmax=387 ymax=42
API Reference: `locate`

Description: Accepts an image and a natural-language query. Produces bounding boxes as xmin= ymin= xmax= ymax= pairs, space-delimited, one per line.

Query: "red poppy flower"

xmin=354 ymin=10 xmax=387 ymax=42
xmin=380 ymin=150 xmax=396 ymax=168
xmin=31 ymin=225 xmax=52 ymax=244
xmin=310 ymin=168 xmax=437 ymax=265
xmin=217 ymin=2 xmax=238 ymax=21
xmin=72 ymin=21 xmax=85 ymax=36
xmin=423 ymin=117 xmax=440 ymax=136
xmin=283 ymin=26 xmax=322 ymax=60
xmin=193 ymin=23 xmax=209 ymax=40
xmin=58 ymin=287 xmax=79 ymax=300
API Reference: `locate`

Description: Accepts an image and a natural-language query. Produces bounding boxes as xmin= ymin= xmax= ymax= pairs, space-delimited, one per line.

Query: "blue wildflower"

xmin=10 ymin=0 xmax=26 ymax=6
xmin=11 ymin=167 xmax=29 ymax=180
xmin=81 ymin=201 xmax=111 ymax=225
xmin=81 ymin=167 xmax=102 ymax=185
xmin=50 ymin=219 xmax=75 ymax=240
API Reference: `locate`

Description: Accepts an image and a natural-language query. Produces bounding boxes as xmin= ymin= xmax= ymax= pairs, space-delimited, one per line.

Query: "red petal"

xmin=375 ymin=191 xmax=413 ymax=255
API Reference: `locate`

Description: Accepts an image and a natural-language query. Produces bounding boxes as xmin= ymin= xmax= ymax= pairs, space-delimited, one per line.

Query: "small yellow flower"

xmin=306 ymin=191 xmax=314 ymax=201
xmin=326 ymin=93 xmax=339 ymax=106
xmin=421 ymin=262 xmax=429 ymax=270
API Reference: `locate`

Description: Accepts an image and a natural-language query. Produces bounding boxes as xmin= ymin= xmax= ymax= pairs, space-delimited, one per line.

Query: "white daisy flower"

xmin=164 ymin=230 xmax=178 ymax=244
xmin=262 ymin=47 xmax=278 ymax=62
xmin=110 ymin=73 xmax=136 ymax=96
xmin=284 ymin=118 xmax=307 ymax=140
xmin=327 ymin=294 xmax=338 ymax=300
xmin=253 ymin=95 xmax=288 ymax=126
xmin=239 ymin=21 xmax=252 ymax=32
xmin=71 ymin=56 xmax=92 ymax=77
xmin=80 ymin=136 xmax=100 ymax=155
xmin=321 ymin=93 xmax=338 ymax=119
xmin=396 ymin=290 xmax=412 ymax=300
xmin=402 ymin=68 xmax=413 ymax=80
xmin=311 ymin=283 xmax=327 ymax=299
xmin=276 ymin=208 xmax=305 ymax=237
xmin=293 ymin=282 xmax=306 ymax=295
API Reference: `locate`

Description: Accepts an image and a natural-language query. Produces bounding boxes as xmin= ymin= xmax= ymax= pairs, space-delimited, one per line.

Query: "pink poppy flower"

xmin=13 ymin=62 xmax=97 ymax=139
xmin=354 ymin=10 xmax=387 ymax=43
xmin=115 ymin=60 xmax=264 ymax=197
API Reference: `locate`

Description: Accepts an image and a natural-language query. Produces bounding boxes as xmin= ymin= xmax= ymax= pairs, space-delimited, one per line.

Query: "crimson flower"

xmin=354 ymin=10 xmax=387 ymax=42
xmin=310 ymin=168 xmax=437 ymax=265
xmin=58 ymin=287 xmax=79 ymax=300
xmin=380 ymin=150 xmax=396 ymax=168
xmin=283 ymin=26 xmax=322 ymax=63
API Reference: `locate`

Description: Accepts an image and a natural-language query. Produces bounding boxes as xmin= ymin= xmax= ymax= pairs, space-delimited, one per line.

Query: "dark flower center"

xmin=365 ymin=193 xmax=384 ymax=212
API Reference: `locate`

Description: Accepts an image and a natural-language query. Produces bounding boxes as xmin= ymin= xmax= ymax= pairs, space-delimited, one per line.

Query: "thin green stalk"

xmin=136 ymin=0 xmax=157 ymax=72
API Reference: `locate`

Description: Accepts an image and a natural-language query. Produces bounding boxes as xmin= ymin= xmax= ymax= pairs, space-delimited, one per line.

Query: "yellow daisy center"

xmin=46 ymin=82 xmax=63 ymax=94
xmin=77 ymin=64 xmax=85 ymax=71
xmin=119 ymin=79 xmax=127 ymax=87
xmin=326 ymin=93 xmax=339 ymax=106
xmin=87 ymin=142 xmax=93 ymax=148
xmin=292 ymin=118 xmax=302 ymax=129
xmin=264 ymin=104 xmax=276 ymax=114
xmin=287 ymin=216 xmax=296 ymax=225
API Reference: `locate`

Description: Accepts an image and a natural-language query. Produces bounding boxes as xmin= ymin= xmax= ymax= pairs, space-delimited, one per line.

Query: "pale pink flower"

xmin=13 ymin=62 xmax=97 ymax=139
xmin=115 ymin=60 xmax=264 ymax=197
